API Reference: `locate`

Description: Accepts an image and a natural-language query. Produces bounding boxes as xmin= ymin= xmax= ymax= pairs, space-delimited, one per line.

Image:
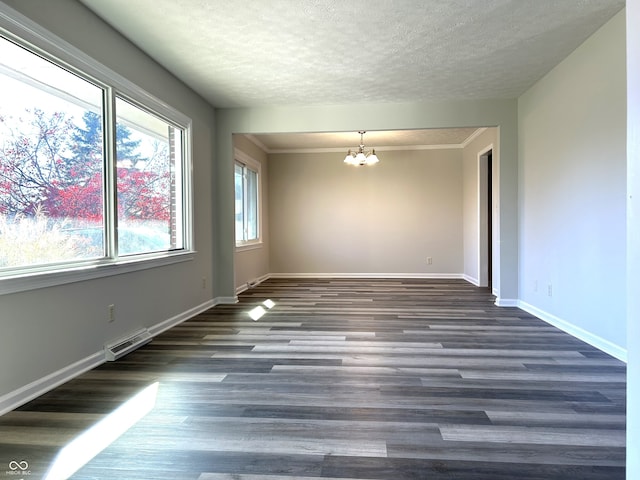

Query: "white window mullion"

xmin=103 ymin=87 xmax=118 ymax=259
xmin=242 ymin=166 xmax=249 ymax=242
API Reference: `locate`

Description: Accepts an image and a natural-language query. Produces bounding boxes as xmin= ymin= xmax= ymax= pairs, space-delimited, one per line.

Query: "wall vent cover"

xmin=104 ymin=328 xmax=152 ymax=361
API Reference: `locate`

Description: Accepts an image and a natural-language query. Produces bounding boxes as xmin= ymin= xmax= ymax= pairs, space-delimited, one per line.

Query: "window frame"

xmin=0 ymin=4 xmax=194 ymax=296
xmin=234 ymin=149 xmax=262 ymax=250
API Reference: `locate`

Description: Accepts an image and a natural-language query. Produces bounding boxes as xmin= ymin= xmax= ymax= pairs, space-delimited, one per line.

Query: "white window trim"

xmin=0 ymin=3 xmax=195 ymax=296
xmin=0 ymin=252 xmax=196 ymax=295
xmin=234 ymin=148 xmax=262 ymax=249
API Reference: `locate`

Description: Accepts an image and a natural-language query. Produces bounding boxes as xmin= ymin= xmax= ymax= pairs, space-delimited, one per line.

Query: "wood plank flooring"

xmin=0 ymin=278 xmax=626 ymax=479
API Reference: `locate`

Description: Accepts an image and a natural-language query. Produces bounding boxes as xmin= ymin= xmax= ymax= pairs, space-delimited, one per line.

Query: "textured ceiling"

xmin=77 ymin=0 xmax=624 ymax=150
xmin=79 ymin=0 xmax=624 ymax=109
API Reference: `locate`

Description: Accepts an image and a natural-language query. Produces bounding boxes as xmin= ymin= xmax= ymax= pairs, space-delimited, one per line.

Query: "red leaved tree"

xmin=1 ymin=109 xmax=171 ymax=224
xmin=0 ymin=109 xmax=75 ymax=216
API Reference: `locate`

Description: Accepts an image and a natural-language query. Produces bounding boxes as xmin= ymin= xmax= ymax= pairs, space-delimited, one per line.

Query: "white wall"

xmin=268 ymin=148 xmax=463 ymax=275
xmin=626 ymin=1 xmax=639 ymax=477
xmin=0 ymin=0 xmax=217 ymax=411
xmin=517 ymin=11 xmax=627 ymax=356
xmin=233 ymin=135 xmax=270 ymax=291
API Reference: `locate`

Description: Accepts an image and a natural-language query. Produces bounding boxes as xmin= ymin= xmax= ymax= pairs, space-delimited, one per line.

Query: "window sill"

xmin=0 ymin=251 xmax=195 ymax=296
xmin=235 ymin=242 xmax=263 ymax=252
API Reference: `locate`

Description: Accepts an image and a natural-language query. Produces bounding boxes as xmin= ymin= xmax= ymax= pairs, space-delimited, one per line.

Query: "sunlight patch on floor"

xmin=43 ymin=381 xmax=159 ymax=480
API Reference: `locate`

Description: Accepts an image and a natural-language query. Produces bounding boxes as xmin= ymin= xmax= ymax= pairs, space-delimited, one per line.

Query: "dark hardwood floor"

xmin=0 ymin=278 xmax=626 ymax=479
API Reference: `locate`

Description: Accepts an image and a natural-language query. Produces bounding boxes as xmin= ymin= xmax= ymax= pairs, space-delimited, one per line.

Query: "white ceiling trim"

xmin=244 ymin=134 xmax=270 ymax=153
xmin=266 ymin=144 xmax=465 ymax=154
xmin=460 ymin=128 xmax=489 ymax=148
xmin=244 ymin=128 xmax=488 ymax=154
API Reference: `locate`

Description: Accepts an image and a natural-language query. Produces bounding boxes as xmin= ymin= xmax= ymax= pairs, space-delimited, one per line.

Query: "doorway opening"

xmin=479 ymin=147 xmax=493 ymax=289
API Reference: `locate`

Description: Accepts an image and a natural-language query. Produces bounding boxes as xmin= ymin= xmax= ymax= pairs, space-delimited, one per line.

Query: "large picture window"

xmin=234 ymin=153 xmax=260 ymax=246
xmin=0 ymin=27 xmax=192 ymax=290
xmin=0 ymin=37 xmax=106 ymax=268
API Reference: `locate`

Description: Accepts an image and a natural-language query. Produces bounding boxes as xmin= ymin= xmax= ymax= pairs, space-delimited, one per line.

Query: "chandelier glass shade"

xmin=344 ymin=131 xmax=379 ymax=166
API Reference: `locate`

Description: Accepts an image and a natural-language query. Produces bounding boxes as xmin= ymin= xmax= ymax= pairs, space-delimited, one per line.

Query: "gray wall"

xmin=268 ymin=148 xmax=463 ymax=275
xmin=517 ymin=10 xmax=627 ymax=354
xmin=234 ymin=130 xmax=500 ymax=283
xmin=2 ymin=7 xmax=634 ymax=470
xmin=233 ymin=135 xmax=270 ymax=291
xmin=217 ymin=101 xmax=519 ymax=304
xmin=0 ymin=0 xmax=217 ymax=407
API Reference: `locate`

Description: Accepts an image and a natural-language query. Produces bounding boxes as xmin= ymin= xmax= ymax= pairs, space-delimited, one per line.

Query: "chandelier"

xmin=343 ymin=131 xmax=380 ymax=166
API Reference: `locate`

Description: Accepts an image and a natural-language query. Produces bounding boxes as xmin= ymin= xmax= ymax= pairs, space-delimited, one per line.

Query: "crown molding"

xmin=460 ymin=127 xmax=489 ymax=147
xmin=244 ymin=128 xmax=488 ymax=154
xmin=244 ymin=134 xmax=270 ymax=153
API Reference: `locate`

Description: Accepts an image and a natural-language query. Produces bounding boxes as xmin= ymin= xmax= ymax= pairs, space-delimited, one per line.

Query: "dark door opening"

xmin=487 ymin=150 xmax=493 ymax=290
xmin=479 ymin=148 xmax=493 ymax=290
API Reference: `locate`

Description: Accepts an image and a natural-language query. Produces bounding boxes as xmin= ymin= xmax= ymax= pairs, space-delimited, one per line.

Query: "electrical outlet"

xmin=202 ymin=277 xmax=207 ymax=289
xmin=547 ymin=284 xmax=553 ymax=297
xmin=534 ymin=280 xmax=538 ymax=292
xmin=427 ymin=257 xmax=433 ymax=265
xmin=108 ymin=304 xmax=115 ymax=323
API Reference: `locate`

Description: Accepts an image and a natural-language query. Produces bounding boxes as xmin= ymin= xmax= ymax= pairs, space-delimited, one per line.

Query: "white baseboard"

xmin=495 ymin=298 xmax=519 ymax=307
xmin=463 ymin=274 xmax=480 ymax=286
xmin=518 ymin=300 xmax=627 ymax=362
xmin=268 ymin=272 xmax=466 ymax=280
xmin=214 ymin=295 xmax=238 ymax=304
xmin=0 ymin=351 xmax=104 ymax=417
xmin=235 ymin=273 xmax=270 ymax=295
xmin=148 ymin=299 xmax=216 ymax=337
xmin=0 ymin=299 xmax=218 ymax=417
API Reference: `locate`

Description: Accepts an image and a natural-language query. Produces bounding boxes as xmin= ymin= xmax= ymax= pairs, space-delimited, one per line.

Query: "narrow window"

xmin=234 ymin=158 xmax=260 ymax=245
